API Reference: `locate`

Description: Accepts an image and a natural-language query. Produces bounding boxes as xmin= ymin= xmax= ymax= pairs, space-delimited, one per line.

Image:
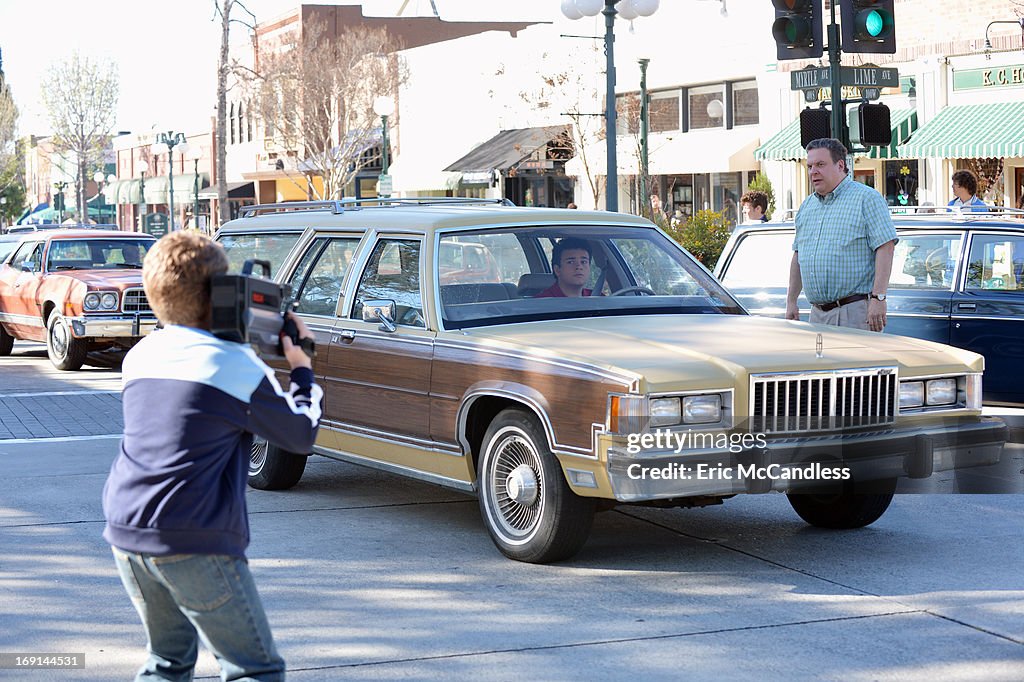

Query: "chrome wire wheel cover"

xmin=250 ymin=435 xmax=268 ymax=473
xmin=49 ymin=318 xmax=69 ymax=356
xmin=485 ymin=428 xmax=544 ymax=542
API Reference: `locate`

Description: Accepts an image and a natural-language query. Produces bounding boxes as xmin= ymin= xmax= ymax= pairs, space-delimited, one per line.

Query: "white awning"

xmin=564 ymin=140 xmax=641 ymax=177
xmin=566 ymin=130 xmax=759 ymax=177
xmin=388 ymin=156 xmax=462 ymax=193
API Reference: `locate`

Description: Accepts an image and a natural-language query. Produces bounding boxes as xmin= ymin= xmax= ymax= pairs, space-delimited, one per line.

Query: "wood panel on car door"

xmin=323 ymin=237 xmax=434 ymax=445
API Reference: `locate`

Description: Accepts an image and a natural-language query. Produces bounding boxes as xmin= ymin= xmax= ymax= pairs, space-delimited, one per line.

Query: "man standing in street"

xmin=786 ymin=138 xmax=897 ymax=332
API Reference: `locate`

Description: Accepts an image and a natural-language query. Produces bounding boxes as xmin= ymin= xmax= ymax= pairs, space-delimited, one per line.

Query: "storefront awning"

xmin=649 ymin=131 xmax=760 ymax=175
xmin=756 ymin=108 xmax=917 ymax=161
xmin=897 ymin=101 xmax=1024 ymax=159
xmin=444 ymin=125 xmax=570 ymax=174
xmin=116 ymin=180 xmax=143 ymax=205
xmin=388 ymin=156 xmax=462 ymax=193
xmin=143 ymin=173 xmax=210 ymax=205
xmin=564 ymin=141 xmax=641 ymax=177
xmin=197 ymin=181 xmax=255 ymax=200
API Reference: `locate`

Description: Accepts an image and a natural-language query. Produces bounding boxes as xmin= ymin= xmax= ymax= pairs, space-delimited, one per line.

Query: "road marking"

xmin=0 ymin=434 xmax=122 ymax=444
xmin=0 ymin=390 xmax=121 ymax=398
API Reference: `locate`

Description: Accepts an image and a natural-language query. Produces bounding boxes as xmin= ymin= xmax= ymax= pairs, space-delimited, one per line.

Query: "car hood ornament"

xmin=816 ymin=332 xmax=823 ymax=359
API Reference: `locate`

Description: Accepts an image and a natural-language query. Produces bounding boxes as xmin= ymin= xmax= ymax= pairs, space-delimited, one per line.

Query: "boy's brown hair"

xmin=740 ymin=190 xmax=768 ymax=213
xmin=143 ymin=231 xmax=229 ymax=328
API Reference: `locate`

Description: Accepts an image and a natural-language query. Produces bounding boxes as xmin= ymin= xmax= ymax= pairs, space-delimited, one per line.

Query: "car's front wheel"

xmin=0 ymin=324 xmax=14 ymax=356
xmin=477 ymin=408 xmax=595 ymax=563
xmin=248 ymin=435 xmax=308 ymax=490
xmin=46 ymin=314 xmax=87 ymax=371
xmin=787 ymin=478 xmax=897 ymax=529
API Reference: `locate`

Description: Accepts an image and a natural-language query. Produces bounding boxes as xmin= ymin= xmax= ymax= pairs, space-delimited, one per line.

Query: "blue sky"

xmin=0 ymin=0 xmax=553 ymax=137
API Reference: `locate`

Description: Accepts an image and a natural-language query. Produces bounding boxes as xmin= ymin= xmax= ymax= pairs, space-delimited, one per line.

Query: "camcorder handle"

xmin=279 ymin=305 xmax=316 ymax=359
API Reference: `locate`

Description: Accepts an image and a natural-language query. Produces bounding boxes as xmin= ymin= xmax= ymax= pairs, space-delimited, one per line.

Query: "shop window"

xmin=688 ymin=85 xmax=725 ymax=130
xmin=884 ymin=160 xmax=918 ymax=207
xmin=229 ymin=103 xmax=236 ymax=145
xmin=732 ymin=81 xmax=759 ymax=127
xmin=650 ymin=91 xmax=681 ymax=132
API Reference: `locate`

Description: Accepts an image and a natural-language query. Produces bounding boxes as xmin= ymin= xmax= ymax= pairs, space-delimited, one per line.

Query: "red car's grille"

xmin=122 ymin=288 xmax=152 ymax=314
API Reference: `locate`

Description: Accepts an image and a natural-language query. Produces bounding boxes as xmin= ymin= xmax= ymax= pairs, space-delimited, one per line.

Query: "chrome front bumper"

xmin=69 ymin=315 xmax=159 ymax=338
xmin=606 ymin=418 xmax=1007 ymax=501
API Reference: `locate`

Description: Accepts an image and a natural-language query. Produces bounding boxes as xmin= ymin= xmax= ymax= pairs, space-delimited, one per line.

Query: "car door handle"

xmin=332 ymin=330 xmax=356 ymax=344
xmin=957 ymin=303 xmax=976 ymax=310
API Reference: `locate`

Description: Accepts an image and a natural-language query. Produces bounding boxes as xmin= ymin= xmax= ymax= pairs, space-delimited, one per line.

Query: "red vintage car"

xmin=0 ymin=229 xmax=158 ymax=370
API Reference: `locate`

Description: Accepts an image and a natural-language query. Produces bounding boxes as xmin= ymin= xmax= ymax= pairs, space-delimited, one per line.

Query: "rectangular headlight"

xmin=650 ymin=397 xmax=681 ymax=427
xmin=925 ymin=378 xmax=957 ymax=405
xmin=899 ymin=381 xmax=924 ymax=409
xmin=682 ymin=394 xmax=722 ymax=424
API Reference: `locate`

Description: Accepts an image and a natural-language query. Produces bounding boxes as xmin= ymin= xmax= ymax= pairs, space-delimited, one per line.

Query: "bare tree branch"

xmin=40 ymin=53 xmax=118 ymax=222
xmin=247 ymin=20 xmax=407 ymax=200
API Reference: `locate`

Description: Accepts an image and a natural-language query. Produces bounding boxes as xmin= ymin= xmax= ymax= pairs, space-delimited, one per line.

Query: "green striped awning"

xmin=897 ymin=102 xmax=1024 ymax=159
xmin=755 ymin=108 xmax=917 ymax=161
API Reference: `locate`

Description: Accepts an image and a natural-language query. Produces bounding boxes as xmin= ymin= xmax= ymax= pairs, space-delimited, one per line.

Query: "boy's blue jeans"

xmin=112 ymin=548 xmax=285 ymax=681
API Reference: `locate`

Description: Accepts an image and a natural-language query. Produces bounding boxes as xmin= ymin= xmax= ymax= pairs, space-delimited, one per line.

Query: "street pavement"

xmin=1 ymin=341 xmax=1022 ymax=680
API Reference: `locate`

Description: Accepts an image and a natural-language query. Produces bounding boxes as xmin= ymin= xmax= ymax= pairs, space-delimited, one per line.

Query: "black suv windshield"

xmin=439 ymin=225 xmax=743 ymax=330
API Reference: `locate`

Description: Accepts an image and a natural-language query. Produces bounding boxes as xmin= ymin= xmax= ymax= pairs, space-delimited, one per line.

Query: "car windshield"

xmin=438 ymin=225 xmax=743 ymax=330
xmin=218 ymin=232 xmax=302 ymax=277
xmin=0 ymin=239 xmax=20 ymax=262
xmin=46 ymin=239 xmax=154 ymax=270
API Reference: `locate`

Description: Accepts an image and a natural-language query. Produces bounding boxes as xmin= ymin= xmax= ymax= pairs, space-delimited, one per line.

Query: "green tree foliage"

xmin=747 ymin=171 xmax=776 ymax=220
xmin=664 ymin=209 xmax=731 ymax=269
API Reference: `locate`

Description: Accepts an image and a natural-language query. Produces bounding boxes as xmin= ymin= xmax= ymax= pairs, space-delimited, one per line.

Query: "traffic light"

xmin=850 ymin=102 xmax=891 ymax=146
xmin=53 ymin=192 xmax=65 ymax=212
xmin=772 ymin=0 xmax=823 ymax=61
xmin=800 ymin=107 xmax=831 ymax=149
xmin=840 ymin=0 xmax=896 ymax=54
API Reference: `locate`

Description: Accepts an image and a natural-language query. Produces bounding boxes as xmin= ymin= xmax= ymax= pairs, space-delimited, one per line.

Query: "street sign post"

xmin=791 ymin=65 xmax=898 ymax=92
xmin=378 ymin=174 xmax=392 ymax=198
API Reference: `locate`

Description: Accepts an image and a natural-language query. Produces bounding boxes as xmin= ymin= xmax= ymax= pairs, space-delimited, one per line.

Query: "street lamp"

xmin=184 ymin=145 xmax=202 ymax=231
xmin=154 ymin=131 xmax=187 ymax=231
xmin=54 ymin=180 xmax=69 ymax=223
xmin=561 ymin=0 xmax=660 ymax=212
xmin=92 ymin=170 xmax=107 ymax=225
xmin=137 ymin=159 xmax=149 ymax=233
xmin=638 ymin=57 xmax=650 ymax=215
xmin=373 ymin=96 xmax=395 ymax=198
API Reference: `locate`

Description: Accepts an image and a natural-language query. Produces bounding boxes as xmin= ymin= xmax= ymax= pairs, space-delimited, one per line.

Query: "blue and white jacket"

xmin=102 ymin=325 xmax=322 ymax=557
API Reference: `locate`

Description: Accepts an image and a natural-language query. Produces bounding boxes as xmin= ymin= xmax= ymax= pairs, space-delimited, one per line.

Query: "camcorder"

xmin=210 ymin=258 xmax=315 ymax=359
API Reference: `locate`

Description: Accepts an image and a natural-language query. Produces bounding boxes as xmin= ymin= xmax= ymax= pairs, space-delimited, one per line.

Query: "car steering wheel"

xmin=610 ymin=286 xmax=657 ymax=296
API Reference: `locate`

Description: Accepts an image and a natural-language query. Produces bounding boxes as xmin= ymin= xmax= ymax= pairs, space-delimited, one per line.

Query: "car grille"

xmin=122 ymin=288 xmax=153 ymax=314
xmin=750 ymin=368 xmax=898 ymax=433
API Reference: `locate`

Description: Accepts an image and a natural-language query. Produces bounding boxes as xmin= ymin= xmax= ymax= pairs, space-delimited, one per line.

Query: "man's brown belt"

xmin=812 ymin=293 xmax=869 ymax=312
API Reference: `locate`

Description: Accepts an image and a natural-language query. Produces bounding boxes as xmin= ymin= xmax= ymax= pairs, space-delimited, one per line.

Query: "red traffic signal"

xmin=772 ymin=0 xmax=823 ymax=61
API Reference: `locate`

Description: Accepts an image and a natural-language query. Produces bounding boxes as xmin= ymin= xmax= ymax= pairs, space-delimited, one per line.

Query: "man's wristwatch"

xmin=869 ymin=292 xmax=887 ymax=301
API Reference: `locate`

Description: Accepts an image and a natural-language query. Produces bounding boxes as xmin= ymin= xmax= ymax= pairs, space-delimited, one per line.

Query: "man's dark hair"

xmin=551 ymin=237 xmax=592 ymax=269
xmin=740 ymin=190 xmax=768 ymax=213
xmin=806 ymin=138 xmax=849 ymax=170
xmin=952 ymin=169 xmax=979 ymax=196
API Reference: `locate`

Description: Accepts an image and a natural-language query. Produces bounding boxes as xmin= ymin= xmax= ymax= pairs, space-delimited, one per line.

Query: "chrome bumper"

xmin=69 ymin=315 xmax=159 ymax=338
xmin=606 ymin=418 xmax=1007 ymax=502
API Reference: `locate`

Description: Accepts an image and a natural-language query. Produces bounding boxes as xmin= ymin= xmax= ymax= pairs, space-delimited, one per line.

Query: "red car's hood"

xmin=50 ymin=269 xmax=144 ymax=290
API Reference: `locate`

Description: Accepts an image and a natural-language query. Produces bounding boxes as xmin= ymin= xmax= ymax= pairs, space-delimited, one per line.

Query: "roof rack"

xmin=240 ymin=196 xmax=515 ymax=218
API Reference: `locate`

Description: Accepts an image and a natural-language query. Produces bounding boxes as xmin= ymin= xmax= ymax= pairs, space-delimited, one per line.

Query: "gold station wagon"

xmin=216 ymin=198 xmax=1006 ymax=563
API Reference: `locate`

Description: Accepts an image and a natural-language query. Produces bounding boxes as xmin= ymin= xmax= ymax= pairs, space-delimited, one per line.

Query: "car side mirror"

xmin=362 ymin=299 xmax=397 ymax=333
xmin=21 ymin=261 xmax=33 ymax=272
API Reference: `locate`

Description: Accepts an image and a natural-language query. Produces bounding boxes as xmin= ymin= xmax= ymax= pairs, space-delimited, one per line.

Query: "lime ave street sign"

xmin=791 ymin=65 xmax=899 ymax=91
